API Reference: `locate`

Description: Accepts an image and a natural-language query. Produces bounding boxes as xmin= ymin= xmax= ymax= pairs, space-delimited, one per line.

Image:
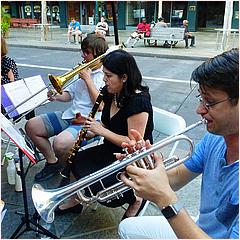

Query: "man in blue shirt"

xmin=118 ymin=48 xmax=239 ymax=239
xmin=66 ymin=18 xmax=82 ymax=45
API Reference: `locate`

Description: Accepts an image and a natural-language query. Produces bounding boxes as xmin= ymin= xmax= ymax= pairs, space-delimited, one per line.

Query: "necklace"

xmin=113 ymin=94 xmax=118 ymax=107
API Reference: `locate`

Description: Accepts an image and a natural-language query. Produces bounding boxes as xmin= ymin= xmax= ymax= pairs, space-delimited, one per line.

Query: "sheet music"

xmin=1 ymin=75 xmax=49 ymax=117
xmin=1 ymin=113 xmax=36 ymax=164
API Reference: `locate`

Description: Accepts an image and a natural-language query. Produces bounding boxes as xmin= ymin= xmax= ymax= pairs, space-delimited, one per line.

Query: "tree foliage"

xmin=1 ymin=7 xmax=11 ymax=37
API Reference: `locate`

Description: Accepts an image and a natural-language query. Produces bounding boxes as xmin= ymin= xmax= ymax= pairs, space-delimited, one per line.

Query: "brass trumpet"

xmin=32 ymin=119 xmax=205 ymax=223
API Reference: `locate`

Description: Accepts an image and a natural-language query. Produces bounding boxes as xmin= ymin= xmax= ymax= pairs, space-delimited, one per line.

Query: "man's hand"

xmin=120 ymin=129 xmax=177 ymax=208
xmin=79 ymin=68 xmax=92 ymax=83
xmin=47 ymin=89 xmax=57 ymax=101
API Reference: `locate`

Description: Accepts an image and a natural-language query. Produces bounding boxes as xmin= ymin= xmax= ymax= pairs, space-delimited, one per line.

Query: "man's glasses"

xmin=196 ymin=94 xmax=232 ymax=110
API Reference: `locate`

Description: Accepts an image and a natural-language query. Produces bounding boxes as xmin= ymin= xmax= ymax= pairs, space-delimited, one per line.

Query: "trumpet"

xmin=32 ymin=119 xmax=205 ymax=223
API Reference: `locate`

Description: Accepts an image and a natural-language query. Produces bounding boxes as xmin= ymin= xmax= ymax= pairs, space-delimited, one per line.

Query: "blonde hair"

xmin=1 ymin=37 xmax=8 ymax=57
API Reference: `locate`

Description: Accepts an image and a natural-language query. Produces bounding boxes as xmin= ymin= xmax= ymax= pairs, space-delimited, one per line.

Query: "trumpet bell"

xmin=32 ymin=183 xmax=55 ymax=223
xmin=48 ymin=74 xmax=66 ymax=95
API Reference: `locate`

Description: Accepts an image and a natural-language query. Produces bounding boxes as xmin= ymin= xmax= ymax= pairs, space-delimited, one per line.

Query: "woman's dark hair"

xmin=191 ymin=48 xmax=239 ymax=105
xmin=103 ymin=49 xmax=149 ymax=107
xmin=81 ymin=34 xmax=109 ymax=58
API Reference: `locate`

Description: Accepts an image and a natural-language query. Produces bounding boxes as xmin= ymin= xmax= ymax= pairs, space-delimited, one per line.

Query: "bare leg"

xmin=124 ymin=196 xmax=143 ymax=217
xmin=25 ymin=116 xmax=57 ymax=164
xmin=53 ymin=130 xmax=76 ymax=165
xmin=67 ymin=30 xmax=72 ymax=42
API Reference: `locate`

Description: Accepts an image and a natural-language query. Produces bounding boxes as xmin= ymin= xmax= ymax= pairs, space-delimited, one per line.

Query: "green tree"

xmin=1 ymin=7 xmax=11 ymax=38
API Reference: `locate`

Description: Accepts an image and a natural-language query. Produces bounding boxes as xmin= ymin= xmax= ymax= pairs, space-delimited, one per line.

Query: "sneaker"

xmin=190 ymin=45 xmax=196 ymax=47
xmin=74 ymin=41 xmax=78 ymax=45
xmin=65 ymin=41 xmax=70 ymax=45
xmin=34 ymin=162 xmax=62 ymax=182
xmin=131 ymin=45 xmax=134 ymax=48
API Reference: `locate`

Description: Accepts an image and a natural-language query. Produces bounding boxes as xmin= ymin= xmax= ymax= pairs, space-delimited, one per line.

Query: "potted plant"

xmin=1 ymin=7 xmax=11 ymax=38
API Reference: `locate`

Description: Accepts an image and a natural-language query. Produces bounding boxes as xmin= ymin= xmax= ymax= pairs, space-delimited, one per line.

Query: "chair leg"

xmin=138 ymin=200 xmax=150 ymax=216
xmin=92 ymin=202 xmax=99 ymax=211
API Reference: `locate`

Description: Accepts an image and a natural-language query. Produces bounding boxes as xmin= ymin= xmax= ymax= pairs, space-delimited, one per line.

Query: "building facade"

xmin=2 ymin=1 xmax=239 ymax=31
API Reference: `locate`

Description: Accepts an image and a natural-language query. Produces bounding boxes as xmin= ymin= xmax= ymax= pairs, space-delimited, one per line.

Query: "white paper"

xmin=1 ymin=113 xmax=36 ymax=162
xmin=3 ymin=75 xmax=48 ymax=115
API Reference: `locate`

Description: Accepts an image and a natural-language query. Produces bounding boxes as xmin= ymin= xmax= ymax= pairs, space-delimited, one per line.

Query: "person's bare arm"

xmin=79 ymin=68 xmax=100 ymax=103
xmin=7 ymin=69 xmax=15 ymax=82
xmin=84 ymin=112 xmax=149 ymax=147
xmin=48 ymin=90 xmax=72 ymax=102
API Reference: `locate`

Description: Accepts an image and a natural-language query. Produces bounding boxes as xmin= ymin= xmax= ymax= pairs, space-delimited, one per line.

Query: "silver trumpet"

xmin=32 ymin=119 xmax=205 ymax=223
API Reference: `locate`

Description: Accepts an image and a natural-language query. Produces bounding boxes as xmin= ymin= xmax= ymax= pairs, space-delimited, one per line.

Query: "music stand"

xmin=1 ymin=113 xmax=58 ymax=239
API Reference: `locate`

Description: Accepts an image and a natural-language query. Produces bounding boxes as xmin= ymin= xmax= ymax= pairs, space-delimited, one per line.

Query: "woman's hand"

xmin=84 ymin=117 xmax=104 ymax=136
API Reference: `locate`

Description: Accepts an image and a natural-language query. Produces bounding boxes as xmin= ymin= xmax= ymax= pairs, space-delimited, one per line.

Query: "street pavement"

xmin=1 ymin=26 xmax=239 ymax=239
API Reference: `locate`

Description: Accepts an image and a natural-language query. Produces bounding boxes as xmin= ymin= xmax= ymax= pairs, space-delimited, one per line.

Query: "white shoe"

xmin=65 ymin=41 xmax=70 ymax=44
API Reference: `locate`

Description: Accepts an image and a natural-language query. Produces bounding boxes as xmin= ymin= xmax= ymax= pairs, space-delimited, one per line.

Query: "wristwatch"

xmin=161 ymin=202 xmax=183 ymax=219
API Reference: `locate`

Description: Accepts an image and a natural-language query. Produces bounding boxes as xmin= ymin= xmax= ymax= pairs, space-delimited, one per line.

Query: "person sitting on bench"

xmin=124 ymin=18 xmax=150 ymax=48
xmin=65 ymin=18 xmax=82 ymax=45
xmin=183 ymin=20 xmax=195 ymax=48
xmin=95 ymin=16 xmax=109 ymax=37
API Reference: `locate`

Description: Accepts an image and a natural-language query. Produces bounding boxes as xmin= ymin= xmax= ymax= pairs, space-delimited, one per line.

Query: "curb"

xmin=9 ymin=43 xmax=210 ymax=61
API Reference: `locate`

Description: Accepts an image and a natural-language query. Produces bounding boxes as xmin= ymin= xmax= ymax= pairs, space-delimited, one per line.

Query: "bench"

xmin=11 ymin=18 xmax=39 ymax=28
xmin=143 ymin=27 xmax=185 ymax=48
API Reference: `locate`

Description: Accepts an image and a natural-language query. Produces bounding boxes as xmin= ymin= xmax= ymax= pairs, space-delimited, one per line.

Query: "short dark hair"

xmin=81 ymin=34 xmax=108 ymax=58
xmin=191 ymin=48 xmax=239 ymax=105
xmin=103 ymin=49 xmax=149 ymax=107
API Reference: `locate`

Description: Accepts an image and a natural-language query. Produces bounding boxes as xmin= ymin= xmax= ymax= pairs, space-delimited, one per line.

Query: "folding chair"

xmin=139 ymin=106 xmax=186 ymax=216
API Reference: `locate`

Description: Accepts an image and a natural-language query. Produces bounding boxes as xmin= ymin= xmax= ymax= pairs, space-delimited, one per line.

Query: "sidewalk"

xmin=7 ymin=27 xmax=239 ymax=61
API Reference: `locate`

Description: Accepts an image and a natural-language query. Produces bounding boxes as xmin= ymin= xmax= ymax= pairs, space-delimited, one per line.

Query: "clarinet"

xmin=60 ymin=86 xmax=107 ymax=179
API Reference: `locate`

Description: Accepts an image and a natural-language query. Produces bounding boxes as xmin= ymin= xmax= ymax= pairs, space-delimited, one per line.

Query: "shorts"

xmin=72 ymin=30 xmax=82 ymax=36
xmin=41 ymin=111 xmax=83 ymax=139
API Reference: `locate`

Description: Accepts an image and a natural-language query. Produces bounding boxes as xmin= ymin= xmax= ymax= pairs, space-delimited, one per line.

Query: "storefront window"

xmin=162 ymin=1 xmax=187 ymax=27
xmin=126 ymin=1 xmax=156 ymax=26
xmin=206 ymin=2 xmax=225 ymax=28
xmin=24 ymin=2 xmax=32 ymax=19
xmin=33 ymin=3 xmax=41 ymax=21
xmin=47 ymin=2 xmax=60 ymax=25
xmin=126 ymin=1 xmax=141 ymax=25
